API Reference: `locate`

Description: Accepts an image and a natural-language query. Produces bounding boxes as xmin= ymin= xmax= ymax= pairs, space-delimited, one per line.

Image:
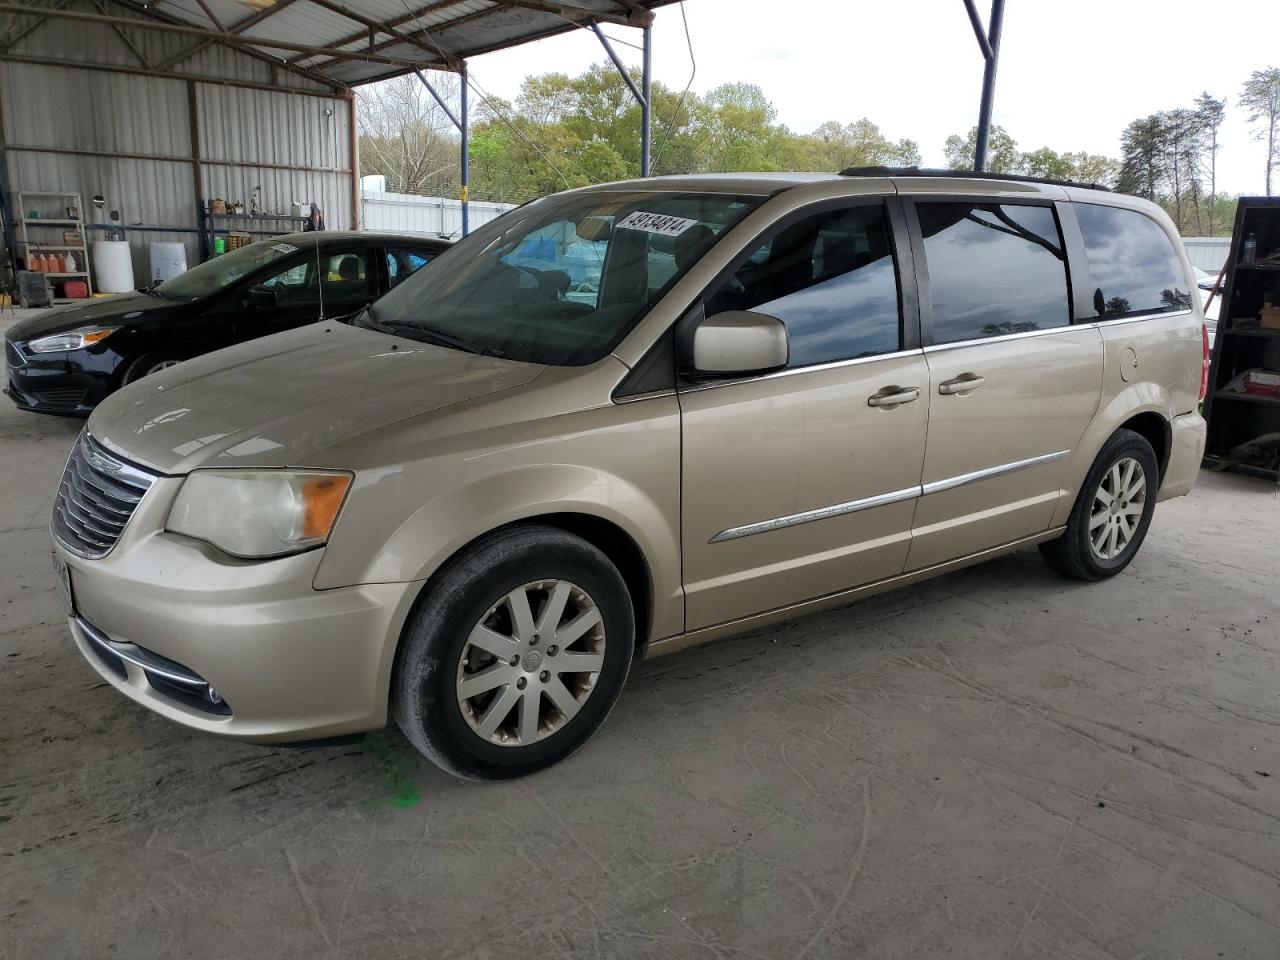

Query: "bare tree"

xmin=1241 ymin=67 xmax=1280 ymax=195
xmin=356 ymin=74 xmax=460 ymax=194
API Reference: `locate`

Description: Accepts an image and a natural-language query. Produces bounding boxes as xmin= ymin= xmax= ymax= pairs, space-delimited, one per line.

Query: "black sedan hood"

xmin=7 ymin=292 xmax=179 ymax=342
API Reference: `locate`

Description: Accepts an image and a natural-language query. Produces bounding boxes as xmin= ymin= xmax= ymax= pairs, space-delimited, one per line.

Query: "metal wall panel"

xmin=196 ymin=85 xmax=349 ymax=169
xmin=360 ymin=190 xmax=513 ymax=237
xmin=1 ymin=13 xmax=354 ymax=285
xmin=6 ymin=150 xmax=199 ymax=284
xmin=1181 ymin=238 xmax=1231 ymax=274
xmin=0 ymin=62 xmax=190 ymax=157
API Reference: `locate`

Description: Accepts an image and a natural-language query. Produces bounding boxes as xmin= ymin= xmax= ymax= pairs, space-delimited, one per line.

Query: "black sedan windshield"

xmin=361 ymin=190 xmax=764 ymax=365
xmin=155 ymin=237 xmax=310 ymax=301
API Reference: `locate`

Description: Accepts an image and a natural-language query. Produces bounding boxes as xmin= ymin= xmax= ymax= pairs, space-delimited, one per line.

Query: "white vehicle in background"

xmin=1195 ymin=267 xmax=1221 ymax=349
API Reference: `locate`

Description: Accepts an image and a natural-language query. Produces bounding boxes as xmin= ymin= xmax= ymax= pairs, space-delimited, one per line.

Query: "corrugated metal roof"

xmin=7 ymin=0 xmax=676 ymax=88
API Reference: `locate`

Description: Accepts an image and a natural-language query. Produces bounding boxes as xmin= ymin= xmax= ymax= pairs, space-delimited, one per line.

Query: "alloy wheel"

xmin=146 ymin=359 xmax=181 ymax=375
xmin=455 ymin=579 xmax=606 ymax=746
xmin=1089 ymin=456 xmax=1147 ymax=561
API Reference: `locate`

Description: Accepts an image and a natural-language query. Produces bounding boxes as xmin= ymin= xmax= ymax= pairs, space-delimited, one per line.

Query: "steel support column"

xmin=460 ymin=62 xmax=470 ymax=236
xmin=590 ymin=20 xmax=652 ymax=177
xmin=641 ymin=24 xmax=651 ymax=176
xmin=965 ymin=0 xmax=1006 ymax=172
xmin=414 ymin=67 xmax=471 ymax=235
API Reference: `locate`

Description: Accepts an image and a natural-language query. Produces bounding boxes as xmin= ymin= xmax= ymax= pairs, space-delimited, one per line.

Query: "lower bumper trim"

xmin=78 ymin=616 xmax=232 ymax=716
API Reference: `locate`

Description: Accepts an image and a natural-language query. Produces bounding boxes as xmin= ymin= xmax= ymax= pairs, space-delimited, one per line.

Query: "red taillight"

xmin=1200 ymin=322 xmax=1211 ymax=401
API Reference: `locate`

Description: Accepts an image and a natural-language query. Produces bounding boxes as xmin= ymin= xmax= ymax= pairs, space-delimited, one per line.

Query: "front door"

xmin=236 ymin=246 xmax=376 ymax=340
xmin=680 ymin=198 xmax=929 ymax=630
xmin=903 ymin=198 xmax=1104 ymax=570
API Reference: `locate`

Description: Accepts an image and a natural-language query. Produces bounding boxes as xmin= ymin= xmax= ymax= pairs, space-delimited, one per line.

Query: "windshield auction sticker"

xmin=271 ymin=243 xmax=299 ymax=254
xmin=615 ymin=211 xmax=699 ymax=236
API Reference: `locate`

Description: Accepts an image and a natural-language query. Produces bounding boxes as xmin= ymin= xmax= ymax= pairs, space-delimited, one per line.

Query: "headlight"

xmin=27 ymin=327 xmax=117 ymax=353
xmin=166 ymin=470 xmax=352 ymax=558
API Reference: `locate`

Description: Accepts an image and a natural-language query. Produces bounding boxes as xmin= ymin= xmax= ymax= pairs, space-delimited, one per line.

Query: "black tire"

xmin=121 ymin=352 xmax=182 ymax=385
xmin=1039 ymin=428 xmax=1160 ymax=581
xmin=392 ymin=525 xmax=635 ymax=781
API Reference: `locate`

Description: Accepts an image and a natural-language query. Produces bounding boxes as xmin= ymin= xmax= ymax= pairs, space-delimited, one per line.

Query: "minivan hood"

xmin=7 ymin=292 xmax=172 ymax=342
xmin=87 ymin=322 xmax=545 ymax=474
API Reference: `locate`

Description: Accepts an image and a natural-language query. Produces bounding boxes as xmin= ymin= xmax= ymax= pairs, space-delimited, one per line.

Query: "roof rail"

xmin=837 ymin=165 xmax=1112 ymax=193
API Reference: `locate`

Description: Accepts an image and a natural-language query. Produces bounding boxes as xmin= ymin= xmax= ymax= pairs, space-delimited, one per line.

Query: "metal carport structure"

xmin=1 ymin=0 xmax=1009 ymax=284
xmin=0 ymin=0 xmax=672 ymax=280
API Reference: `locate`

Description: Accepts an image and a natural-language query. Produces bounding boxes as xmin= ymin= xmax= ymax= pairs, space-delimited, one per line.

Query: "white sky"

xmin=468 ymin=0 xmax=1277 ymax=194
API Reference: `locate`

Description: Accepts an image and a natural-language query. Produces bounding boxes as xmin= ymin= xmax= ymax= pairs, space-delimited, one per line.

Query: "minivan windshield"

xmin=357 ymin=189 xmax=764 ymax=365
xmin=154 ymin=237 xmax=309 ymax=301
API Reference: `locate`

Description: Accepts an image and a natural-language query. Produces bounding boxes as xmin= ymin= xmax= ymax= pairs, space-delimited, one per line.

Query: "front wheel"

xmin=1040 ymin=428 xmax=1160 ymax=581
xmin=392 ymin=525 xmax=635 ymax=780
xmin=122 ymin=352 xmax=182 ymax=384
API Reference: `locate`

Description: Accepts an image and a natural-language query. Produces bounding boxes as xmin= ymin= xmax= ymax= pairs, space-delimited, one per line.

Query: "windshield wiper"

xmin=377 ymin=318 xmax=499 ymax=357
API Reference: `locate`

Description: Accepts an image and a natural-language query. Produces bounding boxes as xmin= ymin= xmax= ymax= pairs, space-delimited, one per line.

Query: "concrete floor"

xmin=2 ymin=341 xmax=1279 ymax=959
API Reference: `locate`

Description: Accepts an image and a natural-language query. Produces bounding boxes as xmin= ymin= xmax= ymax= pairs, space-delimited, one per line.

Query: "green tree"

xmin=1240 ymin=67 xmax=1280 ymax=195
xmin=943 ymin=125 xmax=1021 ymax=173
xmin=1118 ymin=115 xmax=1168 ymax=201
xmin=1195 ymin=92 xmax=1226 ymax=231
xmin=1160 ymin=108 xmax=1205 ymax=232
xmin=802 ymin=119 xmax=919 ymax=170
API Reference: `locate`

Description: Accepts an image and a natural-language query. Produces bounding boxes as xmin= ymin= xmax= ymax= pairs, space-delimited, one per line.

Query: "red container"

xmin=62 ymin=280 xmax=90 ymax=299
xmin=1242 ymin=370 xmax=1280 ymax=399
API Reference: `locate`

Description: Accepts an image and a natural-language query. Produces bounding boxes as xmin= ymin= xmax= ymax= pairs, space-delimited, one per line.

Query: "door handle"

xmin=938 ymin=374 xmax=986 ymax=396
xmin=867 ymin=386 xmax=920 ymax=408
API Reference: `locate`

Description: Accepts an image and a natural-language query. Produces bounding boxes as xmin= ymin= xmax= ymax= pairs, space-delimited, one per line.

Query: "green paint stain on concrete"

xmin=364 ymin=732 xmax=422 ymax=808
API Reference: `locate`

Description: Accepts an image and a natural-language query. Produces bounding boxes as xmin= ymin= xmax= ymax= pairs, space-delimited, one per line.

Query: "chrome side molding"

xmin=709 ymin=485 xmax=920 ymax=542
xmin=920 ymin=449 xmax=1070 ymax=496
xmin=710 ymin=449 xmax=1071 ymax=543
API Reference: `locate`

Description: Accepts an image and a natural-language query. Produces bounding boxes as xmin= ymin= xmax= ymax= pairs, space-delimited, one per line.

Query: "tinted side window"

xmin=919 ymin=202 xmax=1069 ymax=344
xmin=386 ymin=246 xmax=436 ymax=289
xmin=1074 ymin=204 xmax=1189 ymax=319
xmin=706 ymin=203 xmax=901 ymax=367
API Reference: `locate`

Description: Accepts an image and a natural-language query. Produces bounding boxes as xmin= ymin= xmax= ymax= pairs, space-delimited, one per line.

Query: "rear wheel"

xmin=392 ymin=525 xmax=634 ymax=780
xmin=1040 ymin=428 xmax=1159 ymax=581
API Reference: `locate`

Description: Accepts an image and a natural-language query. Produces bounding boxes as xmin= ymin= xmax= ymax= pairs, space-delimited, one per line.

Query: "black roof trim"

xmin=837 ymin=166 xmax=1112 ymax=193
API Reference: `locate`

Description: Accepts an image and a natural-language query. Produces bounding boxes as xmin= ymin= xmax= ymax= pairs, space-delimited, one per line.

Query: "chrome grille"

xmin=52 ymin=434 xmax=157 ymax=559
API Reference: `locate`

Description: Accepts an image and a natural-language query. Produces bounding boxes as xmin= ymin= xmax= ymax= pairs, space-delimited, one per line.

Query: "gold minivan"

xmin=52 ymin=170 xmax=1209 ymax=779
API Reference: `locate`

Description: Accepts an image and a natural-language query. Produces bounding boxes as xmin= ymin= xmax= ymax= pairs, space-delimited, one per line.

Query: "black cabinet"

xmin=1203 ymin=197 xmax=1280 ymax=474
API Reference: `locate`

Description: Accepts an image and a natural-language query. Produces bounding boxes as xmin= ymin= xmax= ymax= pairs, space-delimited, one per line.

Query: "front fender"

xmin=313 ymin=393 xmax=684 ymax=642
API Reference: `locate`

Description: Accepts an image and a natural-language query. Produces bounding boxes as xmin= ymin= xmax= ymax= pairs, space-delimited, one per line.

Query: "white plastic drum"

xmin=92 ymin=240 xmax=135 ymax=293
xmin=149 ymin=242 xmax=188 ymax=284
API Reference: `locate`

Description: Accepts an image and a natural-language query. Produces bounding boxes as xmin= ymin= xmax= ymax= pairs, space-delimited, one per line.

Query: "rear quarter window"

xmin=1074 ymin=204 xmax=1190 ymax=319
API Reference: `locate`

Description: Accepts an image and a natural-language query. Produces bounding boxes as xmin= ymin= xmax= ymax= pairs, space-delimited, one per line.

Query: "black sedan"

xmin=4 ymin=231 xmax=449 ymax=416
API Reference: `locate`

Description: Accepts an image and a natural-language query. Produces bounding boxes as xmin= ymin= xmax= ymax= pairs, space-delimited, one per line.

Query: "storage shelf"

xmin=22 ymin=218 xmax=80 ymax=226
xmin=207 ymin=212 xmax=307 ymax=221
xmin=1224 ymin=327 xmax=1280 ymax=339
xmin=43 ymin=272 xmax=90 ymax=278
xmin=16 ymin=243 xmax=86 ymax=251
xmin=1234 ymin=263 xmax=1280 ymax=273
xmin=1213 ymin=389 xmax=1280 ymax=406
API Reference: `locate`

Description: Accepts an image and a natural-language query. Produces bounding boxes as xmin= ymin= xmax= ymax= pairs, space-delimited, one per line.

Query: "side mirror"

xmin=692 ymin=310 xmax=789 ymax=377
xmin=246 ymin=285 xmax=277 ymax=309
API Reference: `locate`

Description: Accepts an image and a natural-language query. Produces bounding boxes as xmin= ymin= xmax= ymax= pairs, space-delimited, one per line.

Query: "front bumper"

xmin=4 ymin=339 xmax=113 ymax=416
xmin=56 ymin=474 xmax=422 ymax=741
xmin=1157 ymin=410 xmax=1207 ymax=502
